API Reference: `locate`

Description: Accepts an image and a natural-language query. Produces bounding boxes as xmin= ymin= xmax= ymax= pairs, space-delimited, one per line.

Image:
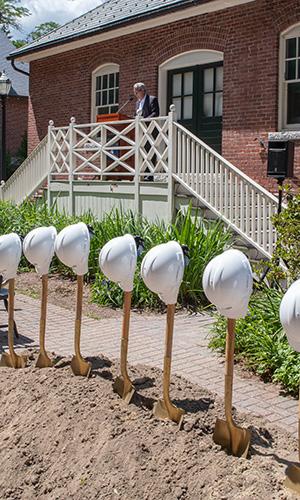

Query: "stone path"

xmin=0 ymin=293 xmax=298 ymax=437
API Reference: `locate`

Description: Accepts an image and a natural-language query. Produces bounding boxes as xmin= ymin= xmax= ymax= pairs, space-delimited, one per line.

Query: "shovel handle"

xmin=8 ymin=279 xmax=16 ymax=360
xmin=225 ymin=318 xmax=236 ymax=427
xmin=120 ymin=291 xmax=132 ymax=381
xmin=39 ymin=275 xmax=48 ymax=354
xmin=74 ymin=275 xmax=84 ymax=359
xmin=162 ymin=304 xmax=176 ymax=409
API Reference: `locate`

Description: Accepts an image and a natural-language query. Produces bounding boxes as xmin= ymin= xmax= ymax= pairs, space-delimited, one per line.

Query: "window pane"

xmin=183 ymin=96 xmax=193 ymax=119
xmin=286 ymin=60 xmax=296 ymax=80
xmin=216 ymin=66 xmax=223 ymax=91
xmin=98 ymin=106 xmax=109 ymax=115
xmin=111 ymin=105 xmax=118 ymax=113
xmin=204 ymin=94 xmax=213 ymax=117
xmin=172 ymin=97 xmax=181 ymax=119
xmin=204 ymin=68 xmax=214 ymax=92
xmin=184 ymin=72 xmax=193 ymax=95
xmin=287 ymin=82 xmax=300 ymax=124
xmin=116 ymin=72 xmax=119 ymax=86
xmin=102 ymin=91 xmax=108 ymax=105
xmin=102 ymin=74 xmax=108 ymax=89
xmin=109 ymin=89 xmax=114 ymax=104
xmin=96 ymin=92 xmax=101 ymax=106
xmin=115 ymin=88 xmax=119 ymax=104
xmin=215 ymin=93 xmax=223 ymax=116
xmin=96 ymin=76 xmax=101 ymax=91
xmin=172 ymin=74 xmax=182 ymax=97
xmin=286 ymin=37 xmax=297 ymax=59
xmin=109 ymin=73 xmax=114 ymax=88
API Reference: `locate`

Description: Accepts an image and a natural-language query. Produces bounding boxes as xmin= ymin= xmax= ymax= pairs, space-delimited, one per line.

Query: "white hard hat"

xmin=280 ymin=280 xmax=300 ymax=352
xmin=141 ymin=241 xmax=185 ymax=305
xmin=55 ymin=222 xmax=90 ymax=276
xmin=99 ymin=234 xmax=138 ymax=292
xmin=0 ymin=233 xmax=22 ymax=281
xmin=23 ymin=226 xmax=57 ymax=276
xmin=202 ymin=249 xmax=253 ymax=319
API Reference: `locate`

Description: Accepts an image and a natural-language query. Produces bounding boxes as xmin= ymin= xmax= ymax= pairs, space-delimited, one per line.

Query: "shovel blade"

xmin=285 ymin=464 xmax=300 ymax=494
xmin=0 ymin=352 xmax=27 ymax=369
xmin=70 ymin=355 xmax=91 ymax=378
xmin=213 ymin=417 xmax=251 ymax=458
xmin=153 ymin=399 xmax=185 ymax=426
xmin=36 ymin=351 xmax=53 ymax=369
xmin=113 ymin=375 xmax=135 ymax=404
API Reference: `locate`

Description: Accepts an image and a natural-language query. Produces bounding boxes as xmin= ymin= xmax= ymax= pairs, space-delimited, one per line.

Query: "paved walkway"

xmin=0 ymin=294 xmax=298 ymax=437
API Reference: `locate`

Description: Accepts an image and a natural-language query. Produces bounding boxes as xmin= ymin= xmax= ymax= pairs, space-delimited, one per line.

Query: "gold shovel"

xmin=284 ymin=388 xmax=300 ymax=494
xmin=213 ymin=318 xmax=251 ymax=457
xmin=0 ymin=279 xmax=27 ymax=369
xmin=153 ymin=304 xmax=185 ymax=425
xmin=70 ymin=275 xmax=92 ymax=377
xmin=113 ymin=291 xmax=135 ymax=403
xmin=36 ymin=275 xmax=53 ymax=368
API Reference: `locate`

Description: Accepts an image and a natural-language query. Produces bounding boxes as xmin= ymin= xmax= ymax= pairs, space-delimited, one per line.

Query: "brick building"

xmin=0 ymin=31 xmax=28 ymax=174
xmin=7 ymin=0 xmax=300 ymax=190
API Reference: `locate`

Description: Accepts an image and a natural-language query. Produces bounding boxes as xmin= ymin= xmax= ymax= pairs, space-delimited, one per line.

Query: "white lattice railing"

xmin=48 ymin=114 xmax=170 ymax=182
xmin=0 ymin=136 xmax=48 ymax=204
xmin=173 ymin=122 xmax=279 ymax=258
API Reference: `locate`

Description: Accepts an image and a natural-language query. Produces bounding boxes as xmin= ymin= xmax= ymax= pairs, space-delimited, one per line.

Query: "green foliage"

xmin=0 ymin=200 xmax=232 ymax=310
xmin=13 ymin=21 xmax=61 ymax=47
xmin=267 ymin=189 xmax=300 ymax=283
xmin=209 ymin=286 xmax=300 ymax=395
xmin=0 ymin=0 xmax=30 ymax=34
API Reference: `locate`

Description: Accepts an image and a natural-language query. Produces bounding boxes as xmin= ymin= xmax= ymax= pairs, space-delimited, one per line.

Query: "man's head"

xmin=133 ymin=82 xmax=146 ymax=100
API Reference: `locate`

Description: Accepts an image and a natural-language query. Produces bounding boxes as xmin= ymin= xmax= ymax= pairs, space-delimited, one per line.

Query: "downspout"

xmin=10 ymin=59 xmax=30 ymax=77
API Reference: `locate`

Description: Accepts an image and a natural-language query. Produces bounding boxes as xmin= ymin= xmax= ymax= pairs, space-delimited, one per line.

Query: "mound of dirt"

xmin=0 ymin=352 xmax=298 ymax=500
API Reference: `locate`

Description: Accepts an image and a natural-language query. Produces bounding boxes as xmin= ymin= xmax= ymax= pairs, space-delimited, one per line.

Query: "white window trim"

xmin=279 ymin=24 xmax=300 ymax=131
xmin=91 ymin=63 xmax=119 ymax=122
xmin=158 ymin=50 xmax=223 ymax=115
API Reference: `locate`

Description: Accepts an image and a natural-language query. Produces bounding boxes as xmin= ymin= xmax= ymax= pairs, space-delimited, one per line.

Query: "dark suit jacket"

xmin=136 ymin=94 xmax=160 ymax=118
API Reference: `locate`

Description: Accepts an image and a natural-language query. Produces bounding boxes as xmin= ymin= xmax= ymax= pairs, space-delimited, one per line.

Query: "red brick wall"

xmin=5 ymin=96 xmax=28 ymax=156
xmin=28 ymin=0 xmax=300 ymax=191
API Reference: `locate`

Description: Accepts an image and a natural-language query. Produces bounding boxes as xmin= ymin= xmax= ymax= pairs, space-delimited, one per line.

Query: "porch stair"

xmin=0 ymin=113 xmax=279 ymax=260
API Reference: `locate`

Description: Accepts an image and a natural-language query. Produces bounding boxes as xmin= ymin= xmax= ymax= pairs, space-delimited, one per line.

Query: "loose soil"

xmin=0 ymin=351 xmax=298 ymax=500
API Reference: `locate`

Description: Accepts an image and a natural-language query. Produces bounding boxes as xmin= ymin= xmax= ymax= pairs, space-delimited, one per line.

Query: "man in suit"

xmin=133 ymin=82 xmax=160 ymax=118
xmin=133 ymin=82 xmax=160 ymax=180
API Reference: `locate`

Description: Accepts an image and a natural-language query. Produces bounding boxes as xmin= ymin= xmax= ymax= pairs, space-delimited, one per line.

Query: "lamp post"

xmin=0 ymin=70 xmax=12 ymax=181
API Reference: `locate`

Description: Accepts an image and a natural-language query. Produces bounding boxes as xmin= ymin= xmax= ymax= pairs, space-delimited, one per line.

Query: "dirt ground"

xmin=0 ymin=351 xmax=298 ymax=500
xmin=16 ymin=272 xmax=160 ymax=320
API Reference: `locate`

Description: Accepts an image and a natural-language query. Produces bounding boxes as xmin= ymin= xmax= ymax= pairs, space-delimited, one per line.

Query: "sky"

xmin=11 ymin=0 xmax=103 ymax=39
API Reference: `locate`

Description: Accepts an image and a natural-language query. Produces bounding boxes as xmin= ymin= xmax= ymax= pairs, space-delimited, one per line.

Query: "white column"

xmin=134 ymin=110 xmax=142 ymax=214
xmin=47 ymin=120 xmax=54 ymax=208
xmin=69 ymin=117 xmax=76 ymax=216
xmin=167 ymin=104 xmax=176 ymax=222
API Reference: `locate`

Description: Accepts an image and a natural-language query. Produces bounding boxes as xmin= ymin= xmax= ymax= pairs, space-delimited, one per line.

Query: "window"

xmin=280 ymin=26 xmax=300 ymax=129
xmin=92 ymin=64 xmax=119 ymax=120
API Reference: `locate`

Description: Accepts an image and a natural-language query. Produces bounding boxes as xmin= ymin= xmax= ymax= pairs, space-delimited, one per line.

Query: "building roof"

xmin=0 ymin=31 xmax=28 ymax=96
xmin=8 ymin=0 xmax=215 ymax=60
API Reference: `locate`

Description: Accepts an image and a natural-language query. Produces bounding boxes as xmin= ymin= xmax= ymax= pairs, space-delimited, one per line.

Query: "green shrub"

xmin=0 ymin=200 xmax=232 ymax=310
xmin=209 ymin=285 xmax=300 ymax=395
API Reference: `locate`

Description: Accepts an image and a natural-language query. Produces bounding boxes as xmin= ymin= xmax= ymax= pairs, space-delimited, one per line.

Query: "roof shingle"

xmin=9 ymin=0 xmax=209 ymax=59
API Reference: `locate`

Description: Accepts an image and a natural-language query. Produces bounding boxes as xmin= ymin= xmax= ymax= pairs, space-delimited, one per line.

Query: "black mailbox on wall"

xmin=267 ymin=140 xmax=295 ymax=179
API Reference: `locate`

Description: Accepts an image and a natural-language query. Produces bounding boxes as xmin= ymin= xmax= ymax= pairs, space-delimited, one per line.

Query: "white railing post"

xmin=100 ymin=124 xmax=107 ymax=179
xmin=0 ymin=180 xmax=5 ymax=201
xmin=47 ymin=120 xmax=54 ymax=208
xmin=167 ymin=104 xmax=176 ymax=222
xmin=134 ymin=110 xmax=142 ymax=214
xmin=69 ymin=117 xmax=75 ymax=216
